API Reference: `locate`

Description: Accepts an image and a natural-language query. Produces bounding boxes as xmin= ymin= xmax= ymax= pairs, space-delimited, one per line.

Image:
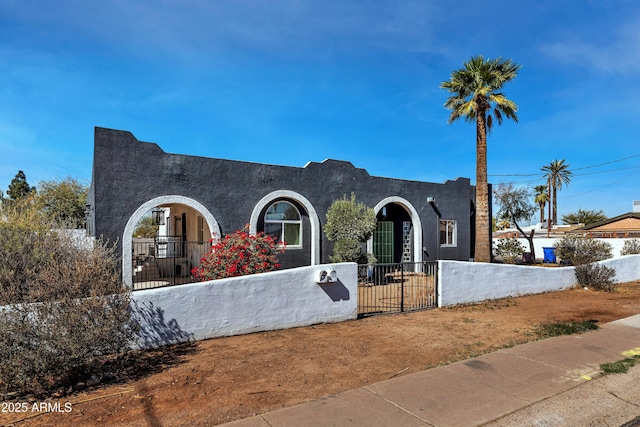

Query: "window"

xmin=439 ymin=220 xmax=457 ymax=246
xmin=197 ymin=215 xmax=204 ymax=244
xmin=264 ymin=201 xmax=302 ymax=247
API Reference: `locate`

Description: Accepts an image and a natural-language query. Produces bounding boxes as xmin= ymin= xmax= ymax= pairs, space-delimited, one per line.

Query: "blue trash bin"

xmin=543 ymin=247 xmax=556 ymax=263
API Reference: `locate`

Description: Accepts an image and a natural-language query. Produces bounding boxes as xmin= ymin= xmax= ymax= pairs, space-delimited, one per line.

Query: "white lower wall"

xmin=600 ymin=255 xmax=640 ymax=283
xmin=438 ymin=254 xmax=640 ymax=307
xmin=438 ymin=261 xmax=576 ymax=307
xmin=129 ymin=255 xmax=639 ymax=348
xmin=131 ymin=263 xmax=357 ymax=349
xmin=506 ymin=237 xmax=634 ymax=259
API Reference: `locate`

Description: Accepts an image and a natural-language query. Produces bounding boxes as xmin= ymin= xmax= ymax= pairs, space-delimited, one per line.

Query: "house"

xmin=570 ymin=213 xmax=640 ymax=238
xmin=86 ymin=127 xmax=480 ymax=287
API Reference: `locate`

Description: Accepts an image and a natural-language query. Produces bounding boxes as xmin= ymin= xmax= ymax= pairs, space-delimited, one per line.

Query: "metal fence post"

xmin=400 ymin=263 xmax=405 ymax=312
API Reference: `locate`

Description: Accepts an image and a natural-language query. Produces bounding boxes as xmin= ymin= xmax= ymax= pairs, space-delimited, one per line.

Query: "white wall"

xmin=131 ymin=263 xmax=357 ymax=349
xmin=438 ymin=254 xmax=640 ymax=307
xmin=506 ymin=237 xmax=633 ymax=260
xmin=600 ymin=255 xmax=640 ymax=283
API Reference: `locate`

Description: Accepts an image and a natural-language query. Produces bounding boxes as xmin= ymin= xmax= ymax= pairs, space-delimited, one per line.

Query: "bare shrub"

xmin=620 ymin=238 xmax=640 ymax=256
xmin=554 ymin=235 xmax=617 ymax=291
xmin=575 ymin=263 xmax=617 ymax=292
xmin=553 ymin=234 xmax=612 ymax=265
xmin=0 ymin=226 xmax=137 ymax=398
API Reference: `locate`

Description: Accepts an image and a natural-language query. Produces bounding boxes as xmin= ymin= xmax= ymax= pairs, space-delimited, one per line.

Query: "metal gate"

xmin=132 ymin=238 xmax=209 ymax=290
xmin=357 ymin=262 xmax=438 ymax=317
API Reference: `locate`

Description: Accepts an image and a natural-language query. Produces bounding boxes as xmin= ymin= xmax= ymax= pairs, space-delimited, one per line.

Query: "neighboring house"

xmin=570 ymin=213 xmax=640 ymax=238
xmin=86 ymin=127 xmax=481 ymax=287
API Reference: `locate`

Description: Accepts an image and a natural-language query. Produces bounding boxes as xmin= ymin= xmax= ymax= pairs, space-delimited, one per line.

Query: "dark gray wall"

xmin=88 ymin=127 xmax=478 ymax=267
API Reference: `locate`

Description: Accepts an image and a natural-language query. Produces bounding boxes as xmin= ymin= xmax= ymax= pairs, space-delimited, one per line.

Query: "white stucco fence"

xmin=131 ymin=263 xmax=358 ymax=349
xmin=507 ymin=237 xmax=634 ymax=259
xmin=599 ymin=255 xmax=640 ymax=283
xmin=129 ymin=255 xmax=639 ymax=349
xmin=438 ymin=254 xmax=640 ymax=307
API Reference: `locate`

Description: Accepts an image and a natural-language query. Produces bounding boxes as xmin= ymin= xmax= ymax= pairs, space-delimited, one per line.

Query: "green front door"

xmin=374 ymin=221 xmax=394 ymax=263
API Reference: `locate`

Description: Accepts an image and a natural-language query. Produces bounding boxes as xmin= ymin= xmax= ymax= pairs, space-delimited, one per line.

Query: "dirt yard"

xmin=3 ymin=282 xmax=640 ymax=426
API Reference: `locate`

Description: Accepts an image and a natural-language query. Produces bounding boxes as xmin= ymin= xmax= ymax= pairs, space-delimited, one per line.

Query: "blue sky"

xmin=1 ymin=0 xmax=639 ymax=222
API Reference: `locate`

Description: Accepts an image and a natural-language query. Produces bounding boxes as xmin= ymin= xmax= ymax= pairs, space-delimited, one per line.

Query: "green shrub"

xmin=494 ymin=238 xmax=525 ymax=264
xmin=325 ymin=193 xmax=377 ymax=263
xmin=330 ymin=239 xmax=363 ymax=263
xmin=620 ymin=238 xmax=640 ymax=256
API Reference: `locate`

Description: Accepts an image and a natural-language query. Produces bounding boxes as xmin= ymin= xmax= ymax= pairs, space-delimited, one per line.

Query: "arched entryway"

xmin=123 ymin=195 xmax=221 ymax=288
xmin=368 ymin=197 xmax=422 ymax=264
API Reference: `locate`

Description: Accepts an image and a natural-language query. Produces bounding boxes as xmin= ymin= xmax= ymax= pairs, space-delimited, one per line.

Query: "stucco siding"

xmin=131 ymin=263 xmax=358 ymax=348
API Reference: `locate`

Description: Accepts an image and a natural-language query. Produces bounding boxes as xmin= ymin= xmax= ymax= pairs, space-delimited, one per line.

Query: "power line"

xmin=491 ymin=166 xmax=640 ymax=189
xmin=561 ymin=170 xmax=640 ymax=199
xmin=489 ymin=153 xmax=640 ymax=178
xmin=573 ymin=166 xmax=640 ymax=177
xmin=572 ymin=153 xmax=640 ymax=171
xmin=488 ymin=173 xmax=544 ymax=177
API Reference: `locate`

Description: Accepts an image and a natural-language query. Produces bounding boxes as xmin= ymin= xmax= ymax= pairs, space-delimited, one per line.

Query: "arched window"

xmin=265 ymin=201 xmax=302 ymax=247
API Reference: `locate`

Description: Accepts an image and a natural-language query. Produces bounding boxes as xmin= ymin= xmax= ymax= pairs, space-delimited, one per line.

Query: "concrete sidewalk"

xmin=222 ymin=315 xmax=640 ymax=427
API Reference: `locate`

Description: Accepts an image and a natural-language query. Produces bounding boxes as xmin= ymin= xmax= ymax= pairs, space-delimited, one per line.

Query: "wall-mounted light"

xmin=152 ymin=208 xmax=165 ymax=225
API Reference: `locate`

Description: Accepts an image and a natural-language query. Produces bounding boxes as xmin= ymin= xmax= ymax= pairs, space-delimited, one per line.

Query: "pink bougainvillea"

xmin=191 ymin=225 xmax=285 ymax=281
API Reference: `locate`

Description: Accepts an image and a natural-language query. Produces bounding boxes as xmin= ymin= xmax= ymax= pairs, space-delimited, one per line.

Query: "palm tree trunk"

xmin=552 ymin=181 xmax=558 ymax=225
xmin=474 ymin=111 xmax=491 ymax=262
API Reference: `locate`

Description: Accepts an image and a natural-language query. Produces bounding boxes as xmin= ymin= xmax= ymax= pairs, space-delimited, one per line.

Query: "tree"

xmin=534 ymin=185 xmax=549 ymax=224
xmin=541 ymin=159 xmax=572 ymax=225
xmin=325 ymin=193 xmax=377 ymax=263
xmin=441 ymin=56 xmax=521 ymax=262
xmin=561 ymin=209 xmax=607 ymax=226
xmin=134 ymin=214 xmax=158 ymax=238
xmin=494 ymin=184 xmax=537 ymax=260
xmin=6 ymin=170 xmax=35 ymax=201
xmin=494 ymin=212 xmax=511 ymax=230
xmin=36 ymin=177 xmax=89 ymax=228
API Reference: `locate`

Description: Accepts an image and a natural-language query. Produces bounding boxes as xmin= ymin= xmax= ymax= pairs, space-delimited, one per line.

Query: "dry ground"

xmin=3 ymin=282 xmax=640 ymax=426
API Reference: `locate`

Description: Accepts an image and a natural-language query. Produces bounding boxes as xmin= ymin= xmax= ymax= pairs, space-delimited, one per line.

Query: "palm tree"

xmin=496 ymin=212 xmax=512 ymax=230
xmin=541 ymin=159 xmax=572 ymax=225
xmin=534 ymin=185 xmax=549 ymax=224
xmin=441 ymin=56 xmax=521 ymax=262
xmin=561 ymin=209 xmax=607 ymax=226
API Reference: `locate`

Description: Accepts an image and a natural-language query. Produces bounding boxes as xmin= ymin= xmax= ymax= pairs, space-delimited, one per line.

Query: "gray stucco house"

xmin=86 ymin=127 xmax=480 ymax=287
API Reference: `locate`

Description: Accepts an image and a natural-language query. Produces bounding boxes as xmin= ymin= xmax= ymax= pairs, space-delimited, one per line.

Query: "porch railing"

xmin=132 ymin=239 xmax=211 ymax=290
xmin=357 ymin=262 xmax=438 ymax=317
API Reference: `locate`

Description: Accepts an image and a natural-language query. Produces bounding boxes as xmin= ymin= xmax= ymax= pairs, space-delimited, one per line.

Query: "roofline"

xmin=573 ymin=212 xmax=640 ymax=231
